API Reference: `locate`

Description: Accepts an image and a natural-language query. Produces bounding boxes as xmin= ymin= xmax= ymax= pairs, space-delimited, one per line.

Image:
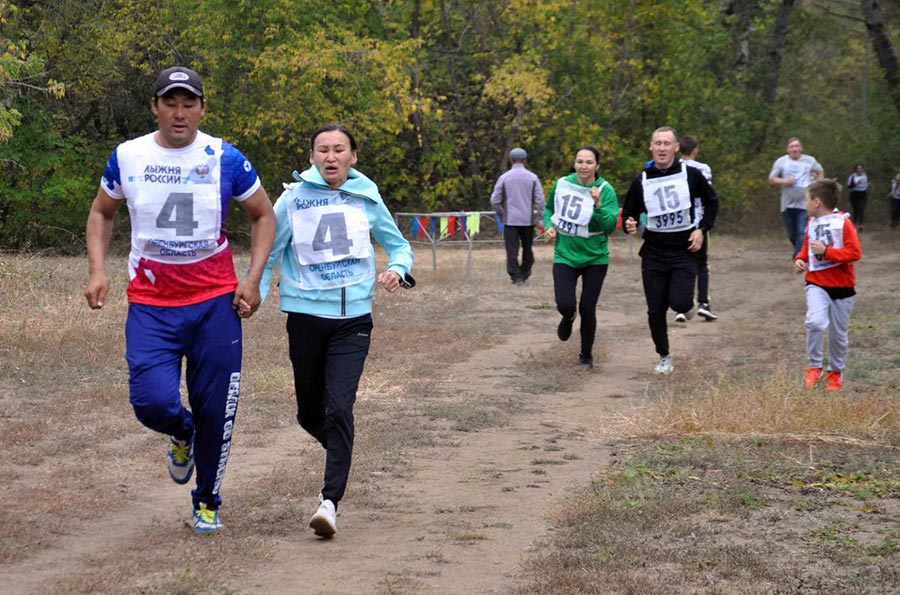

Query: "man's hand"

xmin=84 ymin=272 xmax=110 ymax=309
xmin=687 ymin=228 xmax=704 ymax=252
xmin=624 ymin=217 xmax=638 ymax=235
xmin=378 ymin=270 xmax=402 ymax=293
xmin=233 ymin=279 xmax=261 ymax=318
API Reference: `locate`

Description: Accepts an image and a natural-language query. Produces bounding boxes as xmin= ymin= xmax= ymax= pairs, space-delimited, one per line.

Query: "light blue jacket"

xmin=260 ymin=165 xmax=414 ymax=317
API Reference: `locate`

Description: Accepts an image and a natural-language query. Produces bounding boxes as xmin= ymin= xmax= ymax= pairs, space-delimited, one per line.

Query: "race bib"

xmin=550 ymin=179 xmax=597 ymax=238
xmin=642 ymin=165 xmax=693 ymax=233
xmin=808 ymin=213 xmax=846 ymax=272
xmin=133 ymin=157 xmax=222 ymax=257
xmin=288 ymin=188 xmax=374 ymax=290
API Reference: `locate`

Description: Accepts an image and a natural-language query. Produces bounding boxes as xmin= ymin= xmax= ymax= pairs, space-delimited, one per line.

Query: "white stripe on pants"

xmin=805 ymin=284 xmax=855 ymax=371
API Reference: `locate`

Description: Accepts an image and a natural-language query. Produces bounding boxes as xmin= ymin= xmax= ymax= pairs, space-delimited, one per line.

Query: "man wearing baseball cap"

xmin=84 ymin=66 xmax=275 ymax=533
xmin=490 ymin=147 xmax=545 ymax=284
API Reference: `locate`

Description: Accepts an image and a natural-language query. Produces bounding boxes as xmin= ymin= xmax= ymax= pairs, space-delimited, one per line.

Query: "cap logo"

xmin=170 ymin=72 xmax=190 ymax=81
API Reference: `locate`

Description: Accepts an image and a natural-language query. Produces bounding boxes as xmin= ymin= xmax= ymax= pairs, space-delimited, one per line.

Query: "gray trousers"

xmin=805 ymin=284 xmax=856 ymax=371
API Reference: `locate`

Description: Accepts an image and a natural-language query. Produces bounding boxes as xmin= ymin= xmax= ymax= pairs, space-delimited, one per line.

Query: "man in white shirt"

xmin=768 ymin=137 xmax=824 ymax=258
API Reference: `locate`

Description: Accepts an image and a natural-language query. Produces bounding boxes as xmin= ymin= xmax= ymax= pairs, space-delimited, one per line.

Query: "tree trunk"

xmin=751 ymin=0 xmax=797 ymax=154
xmin=725 ymin=0 xmax=760 ymax=79
xmin=860 ymin=0 xmax=900 ymax=116
xmin=761 ymin=0 xmax=797 ymax=107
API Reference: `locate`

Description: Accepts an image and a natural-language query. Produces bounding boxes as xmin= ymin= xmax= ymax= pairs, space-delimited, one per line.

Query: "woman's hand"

xmin=377 ymin=270 xmax=402 ymax=293
xmin=544 ymin=226 xmax=557 ymax=242
xmin=589 ymin=185 xmax=601 ymax=206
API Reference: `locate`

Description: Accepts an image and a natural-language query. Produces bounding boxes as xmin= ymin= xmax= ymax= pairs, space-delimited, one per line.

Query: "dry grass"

xmin=623 ymin=365 xmax=900 ymax=446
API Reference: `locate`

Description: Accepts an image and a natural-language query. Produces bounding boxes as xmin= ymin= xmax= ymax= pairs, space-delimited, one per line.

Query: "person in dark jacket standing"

xmin=621 ymin=127 xmax=719 ymax=375
xmin=491 ymin=147 xmax=545 ymax=284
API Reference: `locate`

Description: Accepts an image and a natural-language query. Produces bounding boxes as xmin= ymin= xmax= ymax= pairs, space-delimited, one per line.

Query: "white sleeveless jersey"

xmin=112 ymin=132 xmax=228 ymax=264
xmin=100 ymin=131 xmax=262 ymax=306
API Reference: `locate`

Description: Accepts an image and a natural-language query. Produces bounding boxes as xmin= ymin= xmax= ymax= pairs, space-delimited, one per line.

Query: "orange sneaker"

xmin=804 ymin=367 xmax=823 ymax=388
xmin=825 ymin=370 xmax=842 ymax=392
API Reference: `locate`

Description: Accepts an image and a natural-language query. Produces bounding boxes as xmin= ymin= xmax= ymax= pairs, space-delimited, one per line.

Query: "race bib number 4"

xmin=289 ymin=200 xmax=375 ymax=290
xmin=135 ymin=190 xmax=220 ymax=252
xmin=291 ymin=204 xmax=371 ymax=266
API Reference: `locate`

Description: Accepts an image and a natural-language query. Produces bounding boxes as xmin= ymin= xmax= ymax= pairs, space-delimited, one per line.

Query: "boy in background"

xmin=793 ymin=179 xmax=862 ymax=392
xmin=675 ymin=135 xmax=717 ymax=322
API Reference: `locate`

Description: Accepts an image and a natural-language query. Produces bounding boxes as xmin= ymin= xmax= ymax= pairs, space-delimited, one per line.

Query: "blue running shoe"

xmin=167 ymin=436 xmax=194 ymax=485
xmin=193 ymin=503 xmax=222 ymax=533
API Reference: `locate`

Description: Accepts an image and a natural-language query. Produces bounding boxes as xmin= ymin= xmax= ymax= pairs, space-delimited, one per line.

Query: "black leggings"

xmin=287 ymin=312 xmax=373 ymax=505
xmin=553 ymin=263 xmax=609 ymax=358
xmin=849 ymin=191 xmax=867 ymax=227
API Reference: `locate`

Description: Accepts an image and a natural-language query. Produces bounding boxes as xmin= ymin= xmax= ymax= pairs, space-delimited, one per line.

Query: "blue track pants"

xmin=125 ymin=292 xmax=242 ymax=510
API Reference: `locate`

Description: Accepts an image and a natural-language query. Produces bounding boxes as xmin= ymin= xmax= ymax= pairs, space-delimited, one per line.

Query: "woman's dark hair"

xmin=310 ymin=123 xmax=358 ymax=151
xmin=576 ymin=145 xmax=601 ymax=163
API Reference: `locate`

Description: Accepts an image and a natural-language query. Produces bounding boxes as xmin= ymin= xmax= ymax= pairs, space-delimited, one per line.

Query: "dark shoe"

xmin=167 ymin=436 xmax=194 ymax=485
xmin=578 ymin=354 xmax=593 ymax=368
xmin=697 ymin=303 xmax=718 ymax=321
xmin=557 ymin=315 xmax=575 ymax=341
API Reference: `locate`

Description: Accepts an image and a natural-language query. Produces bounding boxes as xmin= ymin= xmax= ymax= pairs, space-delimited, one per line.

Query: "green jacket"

xmin=543 ymin=173 xmax=619 ymax=268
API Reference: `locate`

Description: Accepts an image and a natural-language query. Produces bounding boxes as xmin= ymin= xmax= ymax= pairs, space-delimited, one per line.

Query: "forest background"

xmin=1 ymin=0 xmax=898 ymax=250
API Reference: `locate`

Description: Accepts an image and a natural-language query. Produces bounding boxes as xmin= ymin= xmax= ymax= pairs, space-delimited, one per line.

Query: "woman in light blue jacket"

xmin=260 ymin=123 xmax=414 ymax=538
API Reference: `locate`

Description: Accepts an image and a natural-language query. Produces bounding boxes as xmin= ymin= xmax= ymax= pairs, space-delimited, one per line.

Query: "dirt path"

xmin=0 ymin=239 xmax=816 ymax=594
xmin=238 ymin=261 xmax=775 ymax=594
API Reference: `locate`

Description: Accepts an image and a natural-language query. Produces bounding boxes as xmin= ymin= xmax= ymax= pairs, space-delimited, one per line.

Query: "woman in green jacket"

xmin=543 ymin=145 xmax=619 ymax=368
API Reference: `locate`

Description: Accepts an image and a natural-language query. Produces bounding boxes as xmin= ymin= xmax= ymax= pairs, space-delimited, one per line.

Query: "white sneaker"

xmin=654 ymin=356 xmax=674 ymax=375
xmin=309 ymin=496 xmax=337 ymax=538
xmin=674 ymin=313 xmax=687 ymax=323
